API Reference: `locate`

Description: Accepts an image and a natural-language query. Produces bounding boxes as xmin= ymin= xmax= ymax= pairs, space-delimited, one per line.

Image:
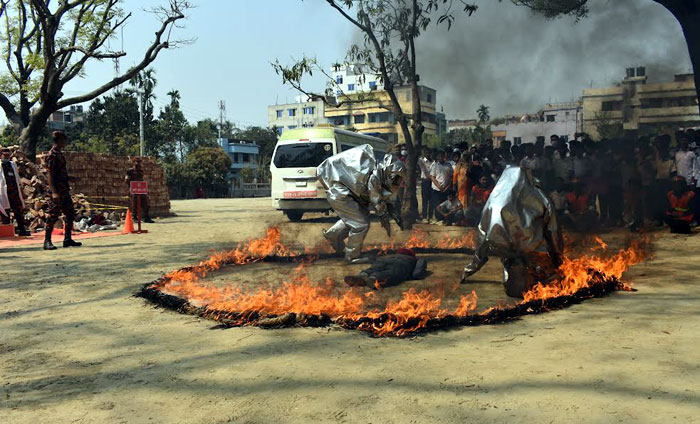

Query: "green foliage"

xmin=423 ymin=133 xmax=443 ymax=149
xmin=163 ymin=146 xmax=232 ymax=199
xmin=507 ymin=0 xmax=589 ymax=20
xmin=442 ymin=126 xmax=492 ymax=146
xmin=593 ymin=111 xmax=623 ymax=140
xmin=477 ymin=104 xmax=490 ymax=124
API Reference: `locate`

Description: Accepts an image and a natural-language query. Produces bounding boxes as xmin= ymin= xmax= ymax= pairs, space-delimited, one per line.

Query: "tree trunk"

xmin=659 ymin=0 xmax=700 ymax=118
xmin=678 ymin=8 xmax=700 ymax=118
xmin=19 ymin=107 xmax=52 ymax=162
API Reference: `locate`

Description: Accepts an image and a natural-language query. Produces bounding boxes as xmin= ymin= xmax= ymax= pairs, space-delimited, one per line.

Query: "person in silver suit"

xmin=317 ymin=144 xmax=406 ymax=263
xmin=460 ymin=165 xmax=563 ymax=297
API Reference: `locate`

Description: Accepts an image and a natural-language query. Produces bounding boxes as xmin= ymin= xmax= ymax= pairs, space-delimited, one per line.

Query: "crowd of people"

xmin=417 ymin=129 xmax=699 ymax=233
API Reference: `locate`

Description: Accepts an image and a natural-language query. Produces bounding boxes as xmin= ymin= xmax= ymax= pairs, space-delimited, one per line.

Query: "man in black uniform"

xmin=0 ymin=148 xmax=30 ymax=236
xmin=44 ymin=131 xmax=82 ymax=250
xmin=125 ymin=158 xmax=153 ymax=223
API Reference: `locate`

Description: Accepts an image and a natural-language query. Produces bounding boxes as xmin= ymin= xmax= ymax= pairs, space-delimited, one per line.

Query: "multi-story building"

xmin=47 ymin=105 xmax=84 ymax=130
xmin=218 ymin=138 xmax=259 ymax=184
xmin=267 ymin=97 xmax=326 ymax=133
xmin=490 ymin=101 xmax=583 ymax=146
xmin=582 ymin=67 xmax=699 ymax=139
xmin=330 ymin=63 xmax=381 ymax=95
xmin=447 ymin=119 xmax=478 ymax=132
xmin=324 ymin=85 xmax=440 ymax=144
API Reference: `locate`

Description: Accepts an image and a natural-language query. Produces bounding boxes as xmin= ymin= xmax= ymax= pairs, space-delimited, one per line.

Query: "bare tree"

xmin=0 ymin=0 xmax=193 ymax=161
xmin=274 ymin=0 xmax=476 ymax=227
xmin=509 ymin=0 xmax=700 ymax=118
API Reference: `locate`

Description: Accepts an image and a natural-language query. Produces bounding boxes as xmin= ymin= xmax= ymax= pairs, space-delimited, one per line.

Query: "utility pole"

xmin=138 ymin=91 xmax=145 ymax=156
xmin=218 ymin=100 xmax=226 ymax=138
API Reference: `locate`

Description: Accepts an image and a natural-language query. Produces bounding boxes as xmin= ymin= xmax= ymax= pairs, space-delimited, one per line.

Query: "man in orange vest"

xmin=562 ymin=178 xmax=598 ymax=231
xmin=665 ymin=176 xmax=695 ymax=234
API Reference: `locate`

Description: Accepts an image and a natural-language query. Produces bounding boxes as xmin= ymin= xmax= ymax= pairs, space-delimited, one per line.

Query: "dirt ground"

xmin=2 ymin=198 xmax=699 ymax=424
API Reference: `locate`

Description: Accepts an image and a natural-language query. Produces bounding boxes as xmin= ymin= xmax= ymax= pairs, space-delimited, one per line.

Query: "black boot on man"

xmin=62 ymin=221 xmax=82 ymax=247
xmin=43 ymin=226 xmax=57 ymax=250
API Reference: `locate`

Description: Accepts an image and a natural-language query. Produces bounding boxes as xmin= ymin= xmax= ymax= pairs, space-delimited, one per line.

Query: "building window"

xmin=354 ymin=114 xmax=365 ymax=124
xmin=513 ymin=137 xmax=522 ymax=145
xmin=336 ymin=90 xmax=342 ymax=96
xmin=348 ymin=84 xmax=355 ymax=91
xmin=233 ymin=153 xmax=239 ymax=162
xmin=426 ymin=93 xmax=433 ymax=103
xmin=601 ymin=101 xmax=622 ymax=111
xmin=288 ymin=108 xmax=296 ymax=117
xmin=303 ymin=106 xmax=315 ymax=115
xmin=336 ymin=76 xmax=343 ymax=84
xmin=546 ymin=114 xmax=555 ymax=122
xmin=369 ymin=81 xmax=377 ymax=90
xmin=288 ymin=125 xmax=297 ymax=129
xmin=276 ymin=109 xmax=283 ymax=118
xmin=369 ymin=112 xmax=393 ymax=123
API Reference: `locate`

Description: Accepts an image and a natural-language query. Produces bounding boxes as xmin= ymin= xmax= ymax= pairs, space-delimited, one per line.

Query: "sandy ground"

xmin=1 ymin=198 xmax=699 ymax=424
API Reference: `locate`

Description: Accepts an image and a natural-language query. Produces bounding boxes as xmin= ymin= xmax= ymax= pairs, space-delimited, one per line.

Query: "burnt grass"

xmin=136 ymin=248 xmax=631 ymax=337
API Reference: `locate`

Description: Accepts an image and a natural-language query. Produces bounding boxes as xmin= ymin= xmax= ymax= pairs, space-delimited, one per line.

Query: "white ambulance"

xmin=270 ymin=127 xmax=389 ymax=221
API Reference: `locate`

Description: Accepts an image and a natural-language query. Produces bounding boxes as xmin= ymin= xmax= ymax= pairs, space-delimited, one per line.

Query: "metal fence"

xmin=231 ymin=183 xmax=271 ymax=198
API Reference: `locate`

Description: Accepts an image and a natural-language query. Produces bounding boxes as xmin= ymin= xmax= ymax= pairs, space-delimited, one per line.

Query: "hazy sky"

xmin=51 ymin=0 xmax=694 ymax=126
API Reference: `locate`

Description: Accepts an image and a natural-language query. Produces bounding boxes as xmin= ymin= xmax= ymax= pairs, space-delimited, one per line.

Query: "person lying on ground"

xmin=344 ymin=248 xmax=427 ymax=289
xmin=435 ymin=192 xmax=464 ymax=226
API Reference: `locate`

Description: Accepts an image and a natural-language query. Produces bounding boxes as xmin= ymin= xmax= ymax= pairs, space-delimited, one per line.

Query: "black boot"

xmin=63 ymin=221 xmax=82 ymax=247
xmin=17 ymin=225 xmax=30 ymax=237
xmin=43 ymin=226 xmax=57 ymax=250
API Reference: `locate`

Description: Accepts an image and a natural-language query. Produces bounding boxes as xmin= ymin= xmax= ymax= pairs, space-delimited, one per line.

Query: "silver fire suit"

xmin=461 ymin=165 xmax=563 ymax=297
xmin=317 ymin=144 xmax=406 ymax=262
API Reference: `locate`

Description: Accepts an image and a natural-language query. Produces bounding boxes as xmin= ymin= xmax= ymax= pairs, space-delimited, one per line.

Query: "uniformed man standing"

xmin=0 ymin=148 xmax=30 ymax=236
xmin=125 ymin=158 xmax=154 ymax=223
xmin=44 ymin=131 xmax=82 ymax=250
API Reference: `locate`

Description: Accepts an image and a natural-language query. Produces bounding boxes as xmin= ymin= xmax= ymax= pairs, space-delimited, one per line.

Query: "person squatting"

xmin=317 ymin=144 xmax=406 ymax=264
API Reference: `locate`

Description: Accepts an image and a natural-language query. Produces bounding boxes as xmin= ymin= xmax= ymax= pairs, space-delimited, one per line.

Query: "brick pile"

xmin=1 ymin=146 xmax=170 ymax=231
xmin=60 ymin=152 xmax=171 ymax=218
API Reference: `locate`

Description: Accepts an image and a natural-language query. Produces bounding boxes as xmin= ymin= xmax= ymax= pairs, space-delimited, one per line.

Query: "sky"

xmin=29 ymin=0 xmax=697 ymax=126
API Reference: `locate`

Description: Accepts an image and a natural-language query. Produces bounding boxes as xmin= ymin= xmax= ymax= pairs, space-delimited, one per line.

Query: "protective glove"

xmin=379 ymin=213 xmax=392 ymax=237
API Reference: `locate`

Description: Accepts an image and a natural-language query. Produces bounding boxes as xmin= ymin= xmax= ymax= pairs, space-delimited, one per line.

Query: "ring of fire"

xmin=137 ymin=227 xmax=650 ymax=337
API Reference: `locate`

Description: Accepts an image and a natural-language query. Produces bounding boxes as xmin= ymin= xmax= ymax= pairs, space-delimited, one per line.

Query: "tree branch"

xmin=56 ymin=6 xmax=186 ymax=109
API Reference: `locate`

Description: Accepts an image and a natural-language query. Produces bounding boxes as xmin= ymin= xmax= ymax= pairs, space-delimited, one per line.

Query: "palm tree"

xmin=167 ymin=90 xmax=181 ymax=109
xmin=129 ymin=68 xmax=157 ymax=112
xmin=477 ymin=104 xmax=490 ymax=124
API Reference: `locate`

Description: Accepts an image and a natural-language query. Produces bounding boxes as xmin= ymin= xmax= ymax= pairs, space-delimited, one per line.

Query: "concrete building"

xmin=582 ymin=67 xmax=699 ymax=139
xmin=491 ymin=101 xmax=583 ymax=146
xmin=48 ymin=105 xmax=84 ymax=130
xmin=330 ymin=63 xmax=381 ymax=95
xmin=325 ymin=85 xmax=440 ymax=144
xmin=218 ymin=138 xmax=259 ymax=184
xmin=447 ymin=119 xmax=478 ymax=132
xmin=267 ymin=97 xmax=327 ymax=133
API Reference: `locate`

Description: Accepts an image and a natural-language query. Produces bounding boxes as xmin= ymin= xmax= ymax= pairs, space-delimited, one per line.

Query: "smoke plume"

xmin=415 ymin=0 xmax=692 ymax=119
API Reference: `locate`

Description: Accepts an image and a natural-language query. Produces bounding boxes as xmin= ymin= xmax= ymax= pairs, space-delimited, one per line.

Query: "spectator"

xmin=553 ymin=142 xmax=573 ymax=182
xmin=562 ymin=178 xmax=598 ymax=231
xmin=466 ymin=175 xmax=493 ymax=226
xmin=452 ymin=152 xmax=470 ymax=212
xmin=417 ymin=148 xmax=435 ymax=222
xmin=435 ymin=191 xmax=464 ymax=226
xmin=665 ymin=176 xmax=695 ymax=234
xmin=675 ymin=135 xmax=696 ymax=185
xmin=0 ymin=148 xmax=30 ymax=236
xmin=428 ymin=149 xmax=452 ymax=223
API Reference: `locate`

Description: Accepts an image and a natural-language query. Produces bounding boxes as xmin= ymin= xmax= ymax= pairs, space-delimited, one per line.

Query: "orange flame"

xmin=150 ymin=227 xmax=649 ymax=337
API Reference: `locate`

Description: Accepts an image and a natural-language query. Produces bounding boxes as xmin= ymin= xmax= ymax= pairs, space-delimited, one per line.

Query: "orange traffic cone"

xmin=123 ymin=209 xmax=134 ymax=234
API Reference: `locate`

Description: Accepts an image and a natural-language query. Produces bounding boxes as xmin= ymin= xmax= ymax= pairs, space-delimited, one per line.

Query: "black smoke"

xmin=416 ymin=0 xmax=692 ymax=119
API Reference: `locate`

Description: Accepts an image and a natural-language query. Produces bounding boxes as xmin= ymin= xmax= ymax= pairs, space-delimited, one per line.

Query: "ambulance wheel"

xmin=286 ymin=210 xmax=304 ymax=222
